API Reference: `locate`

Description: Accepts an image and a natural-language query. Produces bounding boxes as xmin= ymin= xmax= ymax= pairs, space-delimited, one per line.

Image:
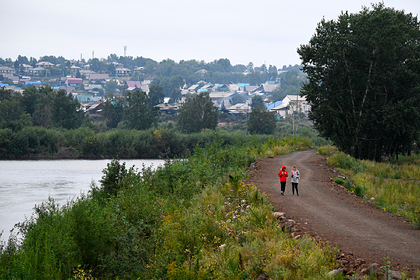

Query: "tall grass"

xmin=327 ymin=151 xmax=420 ymax=228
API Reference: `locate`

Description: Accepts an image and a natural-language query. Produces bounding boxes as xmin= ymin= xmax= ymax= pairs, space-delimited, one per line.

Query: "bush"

xmin=332 ymin=177 xmax=345 ymax=186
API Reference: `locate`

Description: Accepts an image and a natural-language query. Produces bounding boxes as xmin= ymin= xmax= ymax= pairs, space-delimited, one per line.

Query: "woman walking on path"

xmin=278 ymin=165 xmax=288 ymax=195
xmin=290 ymin=165 xmax=300 ymax=196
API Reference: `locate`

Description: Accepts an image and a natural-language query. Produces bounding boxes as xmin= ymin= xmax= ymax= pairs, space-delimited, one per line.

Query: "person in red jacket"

xmin=278 ymin=165 xmax=288 ymax=195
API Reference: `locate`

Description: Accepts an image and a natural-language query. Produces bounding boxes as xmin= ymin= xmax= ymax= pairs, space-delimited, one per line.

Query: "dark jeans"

xmin=292 ymin=182 xmax=299 ymax=195
xmin=281 ymin=182 xmax=286 ymax=193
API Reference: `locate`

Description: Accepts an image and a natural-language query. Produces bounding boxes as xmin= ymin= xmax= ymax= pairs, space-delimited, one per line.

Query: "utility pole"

xmin=92 ymin=50 xmax=94 ymax=59
xmin=124 ymin=46 xmax=127 ymax=57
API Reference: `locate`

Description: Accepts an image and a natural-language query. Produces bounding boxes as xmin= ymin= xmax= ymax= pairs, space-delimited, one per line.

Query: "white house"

xmin=269 ymin=95 xmax=311 ymax=118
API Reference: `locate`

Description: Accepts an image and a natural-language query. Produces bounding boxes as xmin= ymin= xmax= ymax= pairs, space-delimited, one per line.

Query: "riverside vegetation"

xmin=0 ymin=135 xmax=349 ymax=280
xmin=320 ymin=146 xmax=420 ymax=230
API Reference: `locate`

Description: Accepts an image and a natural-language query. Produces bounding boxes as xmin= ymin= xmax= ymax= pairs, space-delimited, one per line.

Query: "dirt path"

xmin=244 ymin=149 xmax=420 ymax=275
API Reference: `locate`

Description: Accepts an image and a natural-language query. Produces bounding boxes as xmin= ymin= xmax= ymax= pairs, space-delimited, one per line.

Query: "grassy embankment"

xmin=0 ymin=135 xmax=346 ymax=280
xmin=319 ymin=146 xmax=420 ymax=229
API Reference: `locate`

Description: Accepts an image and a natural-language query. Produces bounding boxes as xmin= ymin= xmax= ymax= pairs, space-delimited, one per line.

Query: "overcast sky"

xmin=1 ymin=0 xmax=419 ymax=68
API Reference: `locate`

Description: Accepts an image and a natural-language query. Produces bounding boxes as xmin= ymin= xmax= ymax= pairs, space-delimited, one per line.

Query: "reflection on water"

xmin=0 ymin=159 xmax=164 ymax=241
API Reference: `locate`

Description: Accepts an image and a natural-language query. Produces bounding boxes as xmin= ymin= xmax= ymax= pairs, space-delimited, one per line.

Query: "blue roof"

xmin=199 ymin=88 xmax=208 ymax=92
xmin=238 ymin=83 xmax=250 ymax=87
xmin=25 ymin=81 xmax=42 ymax=85
xmin=266 ymin=101 xmax=282 ymax=110
xmin=0 ymin=83 xmax=9 ymax=87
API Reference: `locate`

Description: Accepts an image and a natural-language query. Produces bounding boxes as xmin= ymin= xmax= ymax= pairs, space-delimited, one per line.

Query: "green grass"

xmin=326 ymin=150 xmax=420 ymax=229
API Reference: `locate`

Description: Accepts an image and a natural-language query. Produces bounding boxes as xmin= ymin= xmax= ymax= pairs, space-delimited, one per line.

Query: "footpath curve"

xmin=243 ymin=149 xmax=420 ymax=276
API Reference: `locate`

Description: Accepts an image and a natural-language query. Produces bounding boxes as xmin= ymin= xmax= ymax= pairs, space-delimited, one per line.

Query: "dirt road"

xmin=244 ymin=149 xmax=420 ymax=275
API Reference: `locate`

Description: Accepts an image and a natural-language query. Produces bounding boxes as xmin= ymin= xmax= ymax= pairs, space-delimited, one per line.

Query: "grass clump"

xmin=317 ymin=145 xmax=338 ymax=156
xmin=327 ymin=152 xmax=420 ymax=228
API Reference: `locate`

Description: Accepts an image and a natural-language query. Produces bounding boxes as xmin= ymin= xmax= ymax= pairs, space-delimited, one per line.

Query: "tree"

xmin=247 ymin=107 xmax=276 ymax=134
xmin=123 ymin=90 xmax=160 ymax=130
xmin=51 ymin=89 xmax=85 ymax=129
xmin=285 ymin=100 xmax=304 ymax=135
xmin=101 ymin=95 xmax=124 ymax=128
xmin=251 ymin=95 xmax=265 ymax=109
xmin=178 ymin=92 xmax=218 ymax=133
xmin=104 ymin=80 xmax=122 ymax=95
xmin=33 ymin=86 xmax=54 ymax=127
xmin=148 ymin=85 xmax=165 ymax=107
xmin=297 ymin=3 xmax=420 ymax=161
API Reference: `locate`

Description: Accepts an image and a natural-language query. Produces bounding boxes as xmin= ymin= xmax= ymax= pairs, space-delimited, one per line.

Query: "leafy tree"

xmin=101 ymin=95 xmax=125 ymax=128
xmin=247 ymin=107 xmax=276 ymax=134
xmin=89 ymin=58 xmax=108 ymax=73
xmin=251 ymin=95 xmax=265 ymax=109
xmin=123 ymin=90 xmax=160 ymax=130
xmin=148 ymin=85 xmax=165 ymax=107
xmin=20 ymin=87 xmax=38 ymax=116
xmin=178 ymin=92 xmax=218 ymax=133
xmin=297 ymin=3 xmax=420 ymax=161
xmin=51 ymin=89 xmax=85 ymax=129
xmin=270 ymin=87 xmax=286 ymax=103
xmin=104 ymin=80 xmax=122 ymax=95
xmin=33 ymin=86 xmax=54 ymax=127
xmin=170 ymin=87 xmax=182 ymax=104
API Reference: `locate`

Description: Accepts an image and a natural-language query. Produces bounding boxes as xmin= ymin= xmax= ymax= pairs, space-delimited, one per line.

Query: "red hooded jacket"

xmin=278 ymin=165 xmax=288 ymax=182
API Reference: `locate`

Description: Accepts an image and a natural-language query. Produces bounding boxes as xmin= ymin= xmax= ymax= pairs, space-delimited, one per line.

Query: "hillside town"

xmin=0 ymin=57 xmax=310 ymax=118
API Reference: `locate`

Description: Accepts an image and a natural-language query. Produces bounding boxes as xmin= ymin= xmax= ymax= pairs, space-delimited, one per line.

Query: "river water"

xmin=0 ymin=159 xmax=164 ymax=242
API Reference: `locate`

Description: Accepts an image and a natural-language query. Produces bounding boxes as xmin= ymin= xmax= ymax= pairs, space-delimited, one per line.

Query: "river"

xmin=0 ymin=159 xmax=164 ymax=242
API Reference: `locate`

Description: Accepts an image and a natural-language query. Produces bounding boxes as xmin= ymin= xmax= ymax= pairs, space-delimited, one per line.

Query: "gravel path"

xmin=244 ymin=149 xmax=420 ymax=275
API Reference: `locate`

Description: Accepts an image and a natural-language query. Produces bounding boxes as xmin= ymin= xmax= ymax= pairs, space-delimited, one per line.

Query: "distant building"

xmin=66 ymin=77 xmax=83 ymax=86
xmin=126 ymin=81 xmax=141 ymax=89
xmin=115 ymin=68 xmax=132 ymax=76
xmin=142 ymin=77 xmax=154 ymax=85
xmin=0 ymin=66 xmax=15 ymax=75
xmin=88 ymin=73 xmax=109 ymax=81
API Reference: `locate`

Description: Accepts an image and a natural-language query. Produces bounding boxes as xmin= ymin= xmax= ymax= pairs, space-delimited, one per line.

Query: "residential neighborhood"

xmin=0 ymin=56 xmax=309 ymax=119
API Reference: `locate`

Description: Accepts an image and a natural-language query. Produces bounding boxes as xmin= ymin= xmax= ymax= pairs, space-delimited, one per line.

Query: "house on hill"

xmin=36 ymin=61 xmax=55 ymax=68
xmin=115 ymin=68 xmax=132 ymax=76
xmin=268 ymin=95 xmax=310 ymax=118
xmin=227 ymin=103 xmax=251 ymax=115
xmin=0 ymin=66 xmax=15 ymax=75
xmin=66 ymin=77 xmax=83 ymax=86
xmin=88 ymin=73 xmax=109 ymax=81
xmin=142 ymin=77 xmax=154 ymax=85
xmin=126 ymin=81 xmax=142 ymax=89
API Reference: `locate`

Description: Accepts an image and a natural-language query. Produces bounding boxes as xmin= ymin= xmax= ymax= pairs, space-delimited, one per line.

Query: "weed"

xmin=354 ymin=185 xmax=365 ymax=198
xmin=332 ymin=177 xmax=345 ymax=186
xmin=380 ymin=257 xmax=392 ymax=280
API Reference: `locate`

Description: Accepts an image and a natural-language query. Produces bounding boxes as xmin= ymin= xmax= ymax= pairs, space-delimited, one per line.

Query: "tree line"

xmin=0 ymin=84 xmax=292 ymax=158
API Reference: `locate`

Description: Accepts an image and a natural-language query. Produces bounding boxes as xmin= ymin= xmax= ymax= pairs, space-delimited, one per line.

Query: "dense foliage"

xmin=248 ymin=107 xmax=277 ymax=135
xmin=0 ymin=127 xmax=278 ymax=159
xmin=123 ymin=90 xmax=160 ymax=130
xmin=0 ymin=86 xmax=85 ymax=130
xmin=0 ymin=135 xmax=341 ymax=280
xmin=298 ymin=3 xmax=420 ymax=161
xmin=177 ymin=92 xmax=219 ymax=134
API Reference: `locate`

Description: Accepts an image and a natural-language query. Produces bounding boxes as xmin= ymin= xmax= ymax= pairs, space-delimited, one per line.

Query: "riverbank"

xmin=1 ymin=136 xmax=340 ymax=280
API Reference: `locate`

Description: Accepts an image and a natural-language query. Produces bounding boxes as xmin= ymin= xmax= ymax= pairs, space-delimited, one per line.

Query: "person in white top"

xmin=290 ymin=165 xmax=300 ymax=196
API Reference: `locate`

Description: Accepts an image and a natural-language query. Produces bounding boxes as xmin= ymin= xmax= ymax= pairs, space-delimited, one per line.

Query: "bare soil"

xmin=243 ymin=149 xmax=420 ymax=276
